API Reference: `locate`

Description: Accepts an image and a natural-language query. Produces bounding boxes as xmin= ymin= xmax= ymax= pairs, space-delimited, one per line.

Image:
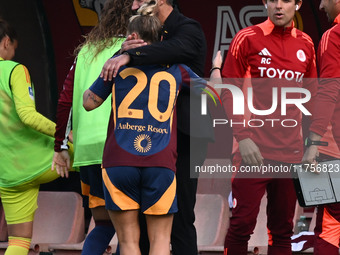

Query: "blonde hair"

xmin=127 ymin=1 xmax=161 ymax=43
xmin=137 ymin=0 xmax=157 ymax=16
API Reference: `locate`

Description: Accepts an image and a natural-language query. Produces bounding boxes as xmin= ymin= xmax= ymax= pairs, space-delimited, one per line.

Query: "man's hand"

xmin=100 ymin=54 xmax=130 ymax=81
xmin=302 ymin=132 xmax=322 ymax=172
xmin=302 ymin=145 xmax=319 ymax=165
xmin=100 ymin=35 xmax=148 ymax=81
xmin=120 ymin=35 xmax=147 ymax=52
xmin=239 ymin=138 xmax=264 ymax=166
xmin=51 ymin=150 xmax=71 ymax=178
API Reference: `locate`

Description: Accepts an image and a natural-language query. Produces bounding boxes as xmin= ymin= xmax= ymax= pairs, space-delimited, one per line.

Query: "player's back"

xmin=102 ymin=63 xmax=200 ymax=171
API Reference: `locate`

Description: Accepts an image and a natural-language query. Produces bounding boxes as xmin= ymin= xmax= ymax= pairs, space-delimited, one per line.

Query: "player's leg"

xmin=313 ymin=154 xmax=340 ymax=255
xmin=141 ymin=167 xmax=177 ymax=255
xmin=224 ymin=156 xmax=268 ymax=255
xmin=0 ymin=146 xmax=76 ymax=255
xmin=108 ymin=210 xmax=140 ymax=255
xmin=266 ymin=169 xmax=296 ymax=255
xmin=146 ymin=214 xmax=173 ymax=255
xmin=0 ymin=184 xmax=39 ymax=255
xmin=139 ymin=211 xmax=150 ymax=255
xmin=102 ymin=166 xmax=141 ymax=255
xmin=224 ymin=179 xmax=267 ymax=254
xmin=314 ymin=204 xmax=340 ymax=255
xmin=80 ymin=164 xmax=115 ymax=255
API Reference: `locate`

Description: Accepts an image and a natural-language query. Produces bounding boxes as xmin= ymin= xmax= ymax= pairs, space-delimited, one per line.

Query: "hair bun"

xmin=137 ymin=0 xmax=157 ymax=16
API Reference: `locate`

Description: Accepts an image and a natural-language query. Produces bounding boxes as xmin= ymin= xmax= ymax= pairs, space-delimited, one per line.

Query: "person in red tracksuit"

xmin=302 ymin=0 xmax=340 ymax=254
xmin=219 ymin=0 xmax=317 ymax=254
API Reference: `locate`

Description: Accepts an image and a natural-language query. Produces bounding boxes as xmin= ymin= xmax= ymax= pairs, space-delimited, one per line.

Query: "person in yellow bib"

xmin=0 ymin=18 xmax=72 ymax=255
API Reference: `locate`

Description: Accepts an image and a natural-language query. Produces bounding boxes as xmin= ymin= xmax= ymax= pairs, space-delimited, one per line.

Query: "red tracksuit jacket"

xmin=310 ymin=14 xmax=340 ymax=154
xmin=221 ymin=18 xmax=317 ymax=163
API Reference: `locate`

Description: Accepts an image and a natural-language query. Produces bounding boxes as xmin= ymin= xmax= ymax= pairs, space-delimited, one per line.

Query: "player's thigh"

xmin=102 ymin=166 xmax=141 ymax=211
xmin=141 ymin=167 xmax=177 ymax=215
xmin=146 ymin=213 xmax=173 ymax=240
xmin=108 ymin=209 xmax=140 ymax=243
xmin=0 ymin=183 xmax=39 ymax=225
xmin=80 ymin=164 xmax=106 ymax=209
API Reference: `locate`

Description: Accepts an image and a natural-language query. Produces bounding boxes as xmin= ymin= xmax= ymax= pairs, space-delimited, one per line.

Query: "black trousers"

xmin=171 ymin=130 xmax=208 ymax=255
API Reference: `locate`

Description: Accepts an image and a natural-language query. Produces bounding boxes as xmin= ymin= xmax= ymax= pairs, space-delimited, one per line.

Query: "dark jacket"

xmin=127 ymin=9 xmax=213 ymax=139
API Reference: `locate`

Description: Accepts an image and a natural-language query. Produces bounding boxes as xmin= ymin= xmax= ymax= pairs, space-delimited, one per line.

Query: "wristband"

xmin=305 ymin=137 xmax=328 ymax=147
xmin=210 ymin=66 xmax=221 ymax=74
xmin=60 ymin=144 xmax=69 ymax=150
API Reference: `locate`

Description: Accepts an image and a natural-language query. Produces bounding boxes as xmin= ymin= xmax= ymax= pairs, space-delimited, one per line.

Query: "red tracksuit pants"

xmin=313 ymin=153 xmax=340 ymax=254
xmin=224 ymin=159 xmax=297 ymax=255
xmin=314 ymin=203 xmax=340 ymax=254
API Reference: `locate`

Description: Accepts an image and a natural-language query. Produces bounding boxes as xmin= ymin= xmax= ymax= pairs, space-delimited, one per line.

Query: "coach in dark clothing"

xmin=100 ymin=0 xmax=213 ymax=254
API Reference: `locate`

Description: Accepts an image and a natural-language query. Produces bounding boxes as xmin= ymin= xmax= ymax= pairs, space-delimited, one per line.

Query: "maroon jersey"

xmin=54 ymin=62 xmax=75 ymax=152
xmin=221 ymin=18 xmax=317 ymax=163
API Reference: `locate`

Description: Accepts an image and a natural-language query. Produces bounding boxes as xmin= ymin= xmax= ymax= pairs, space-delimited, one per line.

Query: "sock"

xmin=5 ymin=236 xmax=31 ymax=255
xmin=82 ymin=221 xmax=116 ymax=255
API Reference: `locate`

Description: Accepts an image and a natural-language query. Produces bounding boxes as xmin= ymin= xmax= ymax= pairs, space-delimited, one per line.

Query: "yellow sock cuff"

xmin=8 ymin=236 xmax=31 ymax=250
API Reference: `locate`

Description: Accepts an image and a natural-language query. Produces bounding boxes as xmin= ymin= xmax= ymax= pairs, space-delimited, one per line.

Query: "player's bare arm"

xmin=83 ymin=89 xmax=104 ymax=111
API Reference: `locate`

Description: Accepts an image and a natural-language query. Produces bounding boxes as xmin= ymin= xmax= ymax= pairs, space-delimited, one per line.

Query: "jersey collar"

xmin=258 ymin=18 xmax=295 ymax=36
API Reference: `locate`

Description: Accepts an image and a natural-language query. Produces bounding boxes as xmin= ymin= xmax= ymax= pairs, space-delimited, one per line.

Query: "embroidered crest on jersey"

xmin=233 ymin=198 xmax=237 ymax=208
xmin=296 ymin=50 xmax=306 ymax=62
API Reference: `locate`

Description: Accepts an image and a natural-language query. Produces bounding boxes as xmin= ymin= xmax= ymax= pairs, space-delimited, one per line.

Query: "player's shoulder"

xmin=0 ymin=59 xmax=21 ymax=70
xmin=319 ymin=24 xmax=340 ymax=56
xmin=233 ymin=26 xmax=258 ymax=44
xmin=229 ymin=26 xmax=258 ymax=59
xmin=10 ymin=63 xmax=30 ymax=81
xmin=320 ymin=23 xmax=340 ymax=45
xmin=294 ymin=29 xmax=315 ymax=47
xmin=177 ymin=64 xmax=200 ymax=78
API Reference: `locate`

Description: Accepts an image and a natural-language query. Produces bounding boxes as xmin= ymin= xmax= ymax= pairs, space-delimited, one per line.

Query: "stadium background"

xmin=0 ymin=0 xmax=331 ymax=181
